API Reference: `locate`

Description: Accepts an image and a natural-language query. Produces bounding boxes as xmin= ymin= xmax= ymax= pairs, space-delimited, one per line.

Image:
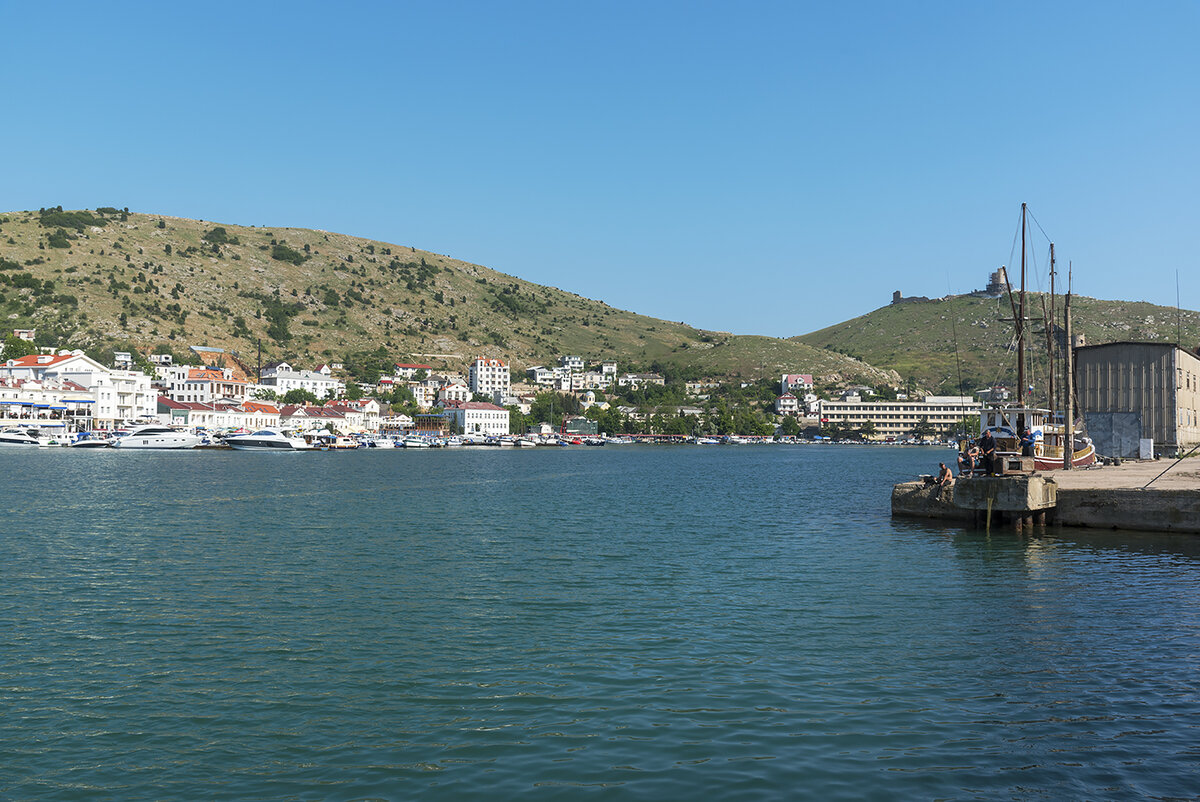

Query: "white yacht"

xmin=0 ymin=428 xmax=43 ymax=447
xmin=402 ymin=435 xmax=432 ymax=448
xmin=69 ymin=431 xmax=113 ymax=448
xmin=225 ymin=429 xmax=313 ymax=451
xmin=111 ymin=425 xmax=202 ymax=449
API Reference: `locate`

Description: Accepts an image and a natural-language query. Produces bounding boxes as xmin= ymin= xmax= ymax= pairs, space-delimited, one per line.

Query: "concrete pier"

xmin=892 ymin=460 xmax=1200 ymax=534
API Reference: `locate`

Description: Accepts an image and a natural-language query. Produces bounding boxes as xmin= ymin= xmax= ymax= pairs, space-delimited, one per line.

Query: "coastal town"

xmin=2 ymin=328 xmax=1197 ymax=455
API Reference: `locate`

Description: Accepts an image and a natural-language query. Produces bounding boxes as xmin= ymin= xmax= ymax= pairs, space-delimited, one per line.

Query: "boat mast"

xmin=1018 ymin=202 xmax=1027 ymax=408
xmin=1047 ymin=243 xmax=1056 ymax=415
xmin=1063 ymin=263 xmax=1074 ymax=470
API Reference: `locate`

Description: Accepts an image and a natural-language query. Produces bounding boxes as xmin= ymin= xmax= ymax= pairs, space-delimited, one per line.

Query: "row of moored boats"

xmin=0 ymin=426 xmax=633 ymax=450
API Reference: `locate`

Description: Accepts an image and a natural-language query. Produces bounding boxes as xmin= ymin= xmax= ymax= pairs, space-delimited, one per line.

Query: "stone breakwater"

xmin=892 ymin=460 xmax=1200 ymax=534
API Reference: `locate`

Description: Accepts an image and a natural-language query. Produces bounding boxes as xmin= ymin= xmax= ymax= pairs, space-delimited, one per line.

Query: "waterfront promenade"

xmin=1051 ymin=458 xmax=1200 ymax=491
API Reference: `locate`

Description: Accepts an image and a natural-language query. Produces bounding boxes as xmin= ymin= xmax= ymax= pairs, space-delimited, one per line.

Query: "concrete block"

xmin=890 ymin=481 xmax=972 ymax=521
xmin=953 ymin=476 xmax=1057 ymax=512
xmin=1056 ymin=488 xmax=1200 ymax=533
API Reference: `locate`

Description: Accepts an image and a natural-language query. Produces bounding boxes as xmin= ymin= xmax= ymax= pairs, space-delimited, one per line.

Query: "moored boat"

xmin=226 ymin=429 xmax=313 ymax=451
xmin=0 ymin=428 xmax=43 ymax=447
xmin=111 ymin=425 xmax=202 ymax=449
xmin=69 ymin=431 xmax=113 ymax=448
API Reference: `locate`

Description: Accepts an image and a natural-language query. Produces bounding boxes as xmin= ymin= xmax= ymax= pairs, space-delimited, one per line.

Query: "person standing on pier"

xmin=978 ymin=429 xmax=997 ymax=475
xmin=1019 ymin=427 xmax=1036 ymax=457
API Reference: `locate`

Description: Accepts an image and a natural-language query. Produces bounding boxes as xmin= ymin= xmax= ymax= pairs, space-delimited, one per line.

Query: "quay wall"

xmin=1056 ymin=488 xmax=1200 ymax=534
xmin=891 ymin=482 xmax=972 ymax=522
xmin=892 ymin=479 xmax=1200 ymax=534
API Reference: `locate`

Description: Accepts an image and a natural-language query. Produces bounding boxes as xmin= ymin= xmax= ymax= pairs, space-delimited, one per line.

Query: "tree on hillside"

xmin=1 ymin=334 xmax=37 ymax=360
xmin=778 ymin=416 xmax=802 ymax=437
xmin=282 ymin=388 xmax=319 ymax=405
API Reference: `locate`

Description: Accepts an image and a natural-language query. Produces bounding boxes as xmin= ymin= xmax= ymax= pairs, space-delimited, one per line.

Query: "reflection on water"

xmin=1 ymin=446 xmax=1198 ymax=799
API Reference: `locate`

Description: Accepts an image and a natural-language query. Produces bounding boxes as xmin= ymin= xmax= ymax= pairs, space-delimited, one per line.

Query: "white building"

xmin=260 ymin=364 xmax=345 ymax=400
xmin=775 ymin=393 xmax=800 ymax=415
xmin=444 ymin=401 xmax=510 ymax=436
xmin=0 ymin=377 xmax=98 ymax=432
xmin=438 ymin=382 xmax=471 ymax=405
xmin=157 ymin=365 xmax=250 ymax=404
xmin=161 ymin=399 xmax=282 ymax=431
xmin=326 ymin=398 xmax=382 ymax=431
xmin=618 ymin=373 xmax=666 ymax=389
xmin=1 ymin=351 xmax=156 ymax=426
xmin=817 ymin=395 xmax=981 ymax=440
xmin=560 ymin=355 xmax=584 ymax=372
xmin=782 ymin=373 xmax=814 ymax=394
xmin=393 ymin=363 xmax=432 ymax=380
xmin=469 ymin=357 xmax=510 ymax=397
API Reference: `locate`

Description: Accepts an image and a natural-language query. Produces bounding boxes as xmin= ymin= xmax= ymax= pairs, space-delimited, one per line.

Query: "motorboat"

xmin=402 ymin=435 xmax=432 ymax=448
xmin=515 ymin=437 xmax=537 ymax=447
xmin=111 ymin=425 xmax=202 ymax=449
xmin=69 ymin=431 xmax=113 ymax=448
xmin=225 ymin=429 xmax=313 ymax=451
xmin=0 ymin=428 xmax=43 ymax=447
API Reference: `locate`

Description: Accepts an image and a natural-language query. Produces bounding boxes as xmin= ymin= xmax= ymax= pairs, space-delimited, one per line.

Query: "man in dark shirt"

xmin=978 ymin=430 xmax=997 ymax=475
xmin=1019 ymin=427 xmax=1036 ymax=457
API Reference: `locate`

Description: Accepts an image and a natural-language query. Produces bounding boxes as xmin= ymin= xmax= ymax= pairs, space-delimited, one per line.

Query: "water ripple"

xmin=1 ymin=447 xmax=1199 ymax=799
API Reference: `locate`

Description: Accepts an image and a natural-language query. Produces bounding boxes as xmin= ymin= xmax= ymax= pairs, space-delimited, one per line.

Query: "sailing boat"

xmin=975 ymin=203 xmax=1096 ymax=471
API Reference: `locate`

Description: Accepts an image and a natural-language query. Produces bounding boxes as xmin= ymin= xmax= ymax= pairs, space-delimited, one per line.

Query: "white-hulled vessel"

xmin=69 ymin=431 xmax=113 ymax=448
xmin=0 ymin=428 xmax=43 ymax=447
xmin=111 ymin=425 xmax=201 ymax=449
xmin=225 ymin=428 xmax=313 ymax=451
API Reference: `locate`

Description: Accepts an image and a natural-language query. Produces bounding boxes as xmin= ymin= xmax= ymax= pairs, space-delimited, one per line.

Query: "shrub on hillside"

xmin=271 ymin=244 xmax=307 ymax=265
xmin=37 ymin=208 xmax=106 ymax=231
xmin=202 ymin=226 xmax=240 ymax=246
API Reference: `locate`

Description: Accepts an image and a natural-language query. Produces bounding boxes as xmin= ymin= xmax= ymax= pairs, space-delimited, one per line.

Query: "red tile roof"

xmin=5 ymin=353 xmax=76 ymax=368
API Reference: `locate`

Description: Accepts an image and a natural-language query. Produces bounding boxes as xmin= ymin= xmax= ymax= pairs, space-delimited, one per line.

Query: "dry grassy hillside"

xmin=0 ymin=207 xmax=897 ymax=385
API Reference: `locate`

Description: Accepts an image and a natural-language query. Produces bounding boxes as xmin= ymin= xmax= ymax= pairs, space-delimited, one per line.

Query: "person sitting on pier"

xmin=978 ymin=430 xmax=997 ymax=475
xmin=934 ymin=462 xmax=955 ymax=488
xmin=1019 ymin=427 xmax=1036 ymax=457
xmin=957 ymin=444 xmax=980 ymax=476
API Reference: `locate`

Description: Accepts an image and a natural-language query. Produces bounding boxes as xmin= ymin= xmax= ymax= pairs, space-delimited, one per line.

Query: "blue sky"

xmin=2 ymin=1 xmax=1196 ymax=338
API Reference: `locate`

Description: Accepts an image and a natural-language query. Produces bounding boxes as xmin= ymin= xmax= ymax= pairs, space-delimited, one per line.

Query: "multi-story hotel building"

xmin=817 ymin=395 xmax=981 ymax=440
xmin=469 ymin=357 xmax=510 ymax=397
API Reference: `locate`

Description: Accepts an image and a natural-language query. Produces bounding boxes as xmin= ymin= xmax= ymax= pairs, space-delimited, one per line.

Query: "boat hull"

xmin=1033 ymin=443 xmax=1096 ymax=471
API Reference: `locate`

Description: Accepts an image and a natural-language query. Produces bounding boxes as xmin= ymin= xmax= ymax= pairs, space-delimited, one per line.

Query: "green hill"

xmin=0 ymin=207 xmax=898 ymax=387
xmin=795 ymin=293 xmax=1200 ymax=395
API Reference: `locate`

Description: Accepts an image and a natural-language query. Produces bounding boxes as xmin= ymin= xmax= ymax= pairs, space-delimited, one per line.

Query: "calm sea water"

xmin=1 ymin=445 xmax=1198 ymax=800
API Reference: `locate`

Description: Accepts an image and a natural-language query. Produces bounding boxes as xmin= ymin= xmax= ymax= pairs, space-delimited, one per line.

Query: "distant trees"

xmin=270 ymin=244 xmax=307 ymax=266
xmin=281 ymin=388 xmax=318 ymax=405
xmin=1 ymin=334 xmax=37 ymax=359
xmin=202 ymin=226 xmax=239 ymax=246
